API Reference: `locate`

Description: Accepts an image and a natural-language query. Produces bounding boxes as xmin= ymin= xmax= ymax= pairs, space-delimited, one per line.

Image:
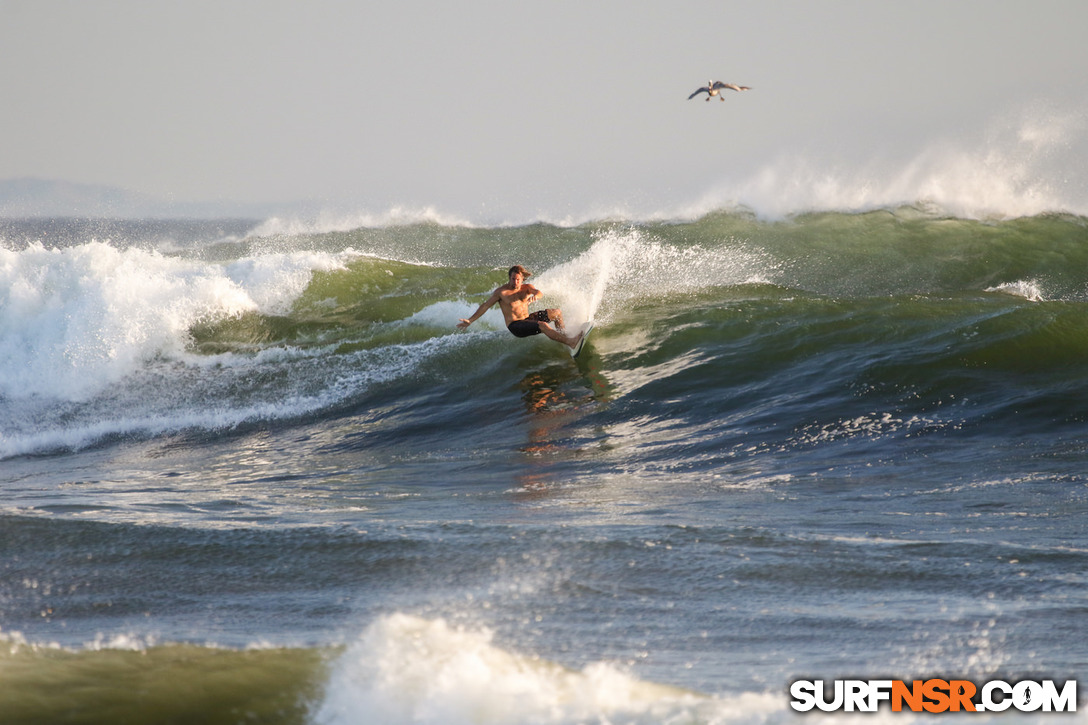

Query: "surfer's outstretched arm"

xmin=457 ymin=289 xmax=501 ymax=329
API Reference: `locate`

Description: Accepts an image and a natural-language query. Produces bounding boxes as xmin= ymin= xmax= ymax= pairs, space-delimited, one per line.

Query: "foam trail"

xmin=0 ymin=333 xmax=476 ymax=460
xmin=986 ymin=280 xmax=1046 ymax=302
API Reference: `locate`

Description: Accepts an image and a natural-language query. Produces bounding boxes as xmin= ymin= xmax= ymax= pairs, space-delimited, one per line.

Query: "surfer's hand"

xmin=456 ymin=319 xmax=471 ymax=329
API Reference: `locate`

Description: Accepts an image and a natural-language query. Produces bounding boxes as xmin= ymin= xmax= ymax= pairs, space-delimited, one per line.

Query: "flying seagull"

xmin=688 ymin=80 xmax=752 ymax=101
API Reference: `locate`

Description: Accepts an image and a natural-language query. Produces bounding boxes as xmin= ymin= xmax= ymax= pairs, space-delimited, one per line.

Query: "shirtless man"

xmin=456 ymin=265 xmax=584 ymax=350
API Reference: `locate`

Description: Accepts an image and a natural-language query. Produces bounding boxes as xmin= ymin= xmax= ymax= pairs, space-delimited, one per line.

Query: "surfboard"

xmin=569 ymin=321 xmax=595 ymax=358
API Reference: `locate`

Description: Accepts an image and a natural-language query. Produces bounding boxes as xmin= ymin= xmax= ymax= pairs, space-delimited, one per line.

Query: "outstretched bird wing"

xmin=712 ymin=82 xmax=751 ymax=92
xmin=687 ymin=86 xmax=710 ymax=99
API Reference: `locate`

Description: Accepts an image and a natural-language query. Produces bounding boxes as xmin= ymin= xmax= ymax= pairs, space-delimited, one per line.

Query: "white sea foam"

xmin=0 ymin=242 xmax=349 ymax=402
xmin=316 ymin=614 xmax=1082 ymax=725
xmin=314 ymin=613 xmax=779 ymax=725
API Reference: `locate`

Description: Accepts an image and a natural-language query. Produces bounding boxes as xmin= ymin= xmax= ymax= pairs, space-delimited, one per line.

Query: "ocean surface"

xmin=1 ymin=205 xmax=1086 ymax=724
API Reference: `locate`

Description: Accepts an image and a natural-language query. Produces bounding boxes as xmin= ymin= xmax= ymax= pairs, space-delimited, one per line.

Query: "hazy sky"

xmin=2 ymin=0 xmax=1086 ymax=220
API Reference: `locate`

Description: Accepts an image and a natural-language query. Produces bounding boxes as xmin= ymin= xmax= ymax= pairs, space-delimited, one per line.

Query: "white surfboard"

xmin=569 ymin=321 xmax=595 ymax=358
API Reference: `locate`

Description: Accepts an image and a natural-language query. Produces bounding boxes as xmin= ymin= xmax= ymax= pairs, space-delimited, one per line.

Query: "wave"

xmin=316 ymin=613 xmax=1088 ymax=725
xmin=0 ymin=635 xmax=327 ymax=725
xmin=0 ymin=241 xmax=354 ymax=401
xmin=5 ymin=613 xmax=1081 ymax=725
xmin=315 ymin=613 xmax=744 ymax=725
xmin=2 ymin=209 xmax=1087 ymax=459
xmin=247 ymin=206 xmax=484 ymax=238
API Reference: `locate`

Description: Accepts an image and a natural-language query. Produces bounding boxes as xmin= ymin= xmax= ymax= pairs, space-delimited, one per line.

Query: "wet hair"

xmin=508 ymin=265 xmax=532 ymax=279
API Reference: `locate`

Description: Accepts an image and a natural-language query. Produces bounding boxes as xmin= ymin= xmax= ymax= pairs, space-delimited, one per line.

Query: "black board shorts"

xmin=507 ymin=310 xmax=552 ymax=338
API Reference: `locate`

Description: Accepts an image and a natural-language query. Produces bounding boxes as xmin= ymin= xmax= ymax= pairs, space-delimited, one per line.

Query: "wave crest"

xmin=315 ymin=614 xmax=758 ymax=725
xmin=687 ymin=106 xmax=1088 ymax=221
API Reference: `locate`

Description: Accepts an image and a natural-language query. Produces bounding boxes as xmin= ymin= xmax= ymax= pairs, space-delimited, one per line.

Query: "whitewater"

xmin=2 ymin=119 xmax=1087 ymax=724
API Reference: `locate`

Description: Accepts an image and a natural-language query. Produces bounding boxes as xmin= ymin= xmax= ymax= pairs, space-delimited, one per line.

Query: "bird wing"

xmin=687 ymin=87 xmax=709 ymax=99
xmin=712 ymin=82 xmax=751 ymax=92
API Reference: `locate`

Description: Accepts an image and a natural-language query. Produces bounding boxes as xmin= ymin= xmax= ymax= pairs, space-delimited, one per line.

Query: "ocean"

xmin=1 ymin=202 xmax=1086 ymax=723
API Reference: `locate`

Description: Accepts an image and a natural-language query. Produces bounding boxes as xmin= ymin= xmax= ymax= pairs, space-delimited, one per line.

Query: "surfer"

xmin=456 ymin=265 xmax=584 ymax=350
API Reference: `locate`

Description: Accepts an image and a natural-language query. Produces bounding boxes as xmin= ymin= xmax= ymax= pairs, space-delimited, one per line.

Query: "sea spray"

xmin=535 ymin=227 xmax=771 ymax=327
xmin=215 ymin=105 xmax=1088 ymax=229
xmin=313 ymin=614 xmax=754 ymax=725
xmin=684 ymin=108 xmax=1088 ymax=222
